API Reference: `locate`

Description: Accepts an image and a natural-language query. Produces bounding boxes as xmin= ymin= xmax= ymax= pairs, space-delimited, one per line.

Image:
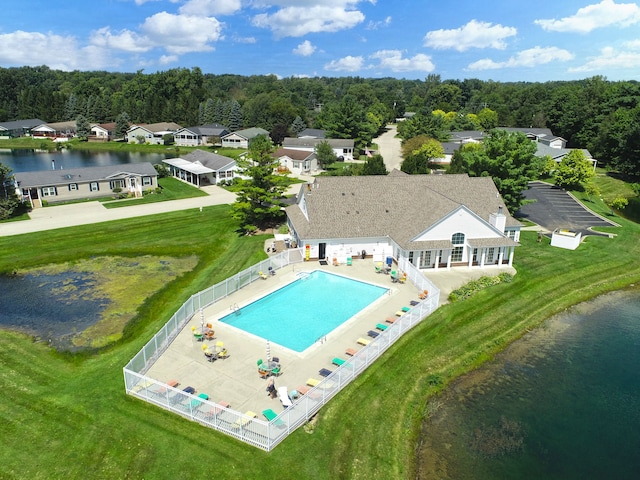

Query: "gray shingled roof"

xmin=283 ymin=137 xmax=354 ymax=149
xmin=14 ymin=163 xmax=158 ymax=188
xmin=273 ymin=148 xmax=316 ymax=161
xmin=180 ymin=150 xmax=236 ymax=170
xmin=178 ymin=124 xmax=229 ymax=136
xmin=0 ymin=118 xmax=46 ymax=131
xmin=535 ymin=143 xmax=592 ymax=160
xmin=286 ymin=173 xmax=520 ymax=250
xmin=224 ymin=127 xmax=269 ymax=139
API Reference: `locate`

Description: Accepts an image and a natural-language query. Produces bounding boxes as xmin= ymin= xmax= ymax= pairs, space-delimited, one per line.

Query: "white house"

xmin=162 ymin=150 xmax=237 ymax=187
xmin=282 ymin=137 xmax=355 ymax=161
xmin=285 ymin=171 xmax=520 ymax=270
xmin=14 ymin=163 xmax=158 ymax=208
xmin=272 ymin=148 xmax=318 ymax=175
xmin=174 ymin=124 xmax=229 ymax=147
xmin=127 ymin=122 xmax=182 ymax=145
xmin=221 ymin=127 xmax=269 ymax=149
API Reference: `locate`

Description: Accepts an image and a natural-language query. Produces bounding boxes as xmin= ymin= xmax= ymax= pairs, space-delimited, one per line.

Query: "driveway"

xmin=517 ymin=181 xmax=618 ymax=237
xmin=375 ymin=124 xmax=403 ymax=172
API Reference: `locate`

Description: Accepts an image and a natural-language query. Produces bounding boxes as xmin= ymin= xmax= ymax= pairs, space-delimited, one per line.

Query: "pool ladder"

xmin=316 ymin=335 xmax=327 ymax=344
xmin=230 ymin=303 xmax=239 ymax=313
xmin=296 ymin=271 xmax=310 ymax=279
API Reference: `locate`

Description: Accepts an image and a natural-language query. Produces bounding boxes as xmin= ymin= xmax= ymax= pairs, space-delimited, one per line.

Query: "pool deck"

xmin=144 ymin=259 xmax=515 ymax=417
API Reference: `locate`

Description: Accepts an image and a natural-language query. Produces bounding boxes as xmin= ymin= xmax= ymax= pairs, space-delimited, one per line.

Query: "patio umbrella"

xmin=266 ymin=340 xmax=271 ymax=363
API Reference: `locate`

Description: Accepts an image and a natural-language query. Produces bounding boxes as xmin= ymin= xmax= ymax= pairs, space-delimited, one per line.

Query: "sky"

xmin=2 ymin=0 xmax=640 ymax=82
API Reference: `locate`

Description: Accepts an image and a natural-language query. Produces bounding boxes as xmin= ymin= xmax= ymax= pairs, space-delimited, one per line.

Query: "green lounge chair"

xmin=262 ymin=408 xmax=285 ymax=426
xmin=332 ymin=357 xmax=345 ymax=366
xmin=375 ymin=323 xmax=387 ymax=331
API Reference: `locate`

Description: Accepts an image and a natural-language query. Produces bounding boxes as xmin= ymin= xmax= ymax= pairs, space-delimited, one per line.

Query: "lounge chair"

xmin=258 ymin=271 xmax=268 ymax=280
xmin=233 ymin=411 xmax=257 ymax=429
xmin=319 ymin=367 xmax=333 ymax=377
xmin=410 ymin=300 xmax=419 ymax=306
xmin=332 ymin=357 xmax=345 ymax=366
xmin=395 ymin=310 xmax=405 ymax=317
xmin=296 ymin=385 xmax=310 ymax=395
xmin=333 ymin=257 xmax=339 ymax=266
xmin=191 ymin=326 xmax=203 ymax=341
xmin=345 ymin=348 xmax=359 ymax=356
xmin=346 ymin=257 xmax=352 ymax=266
xmin=374 ymin=262 xmax=383 ymax=273
xmin=367 ymin=330 xmax=379 ymax=338
xmin=306 ymin=378 xmax=320 ymax=387
xmin=189 ymin=393 xmax=209 ymax=409
xmin=268 ymin=266 xmax=276 ymax=276
xmin=398 ymin=273 xmax=407 ymax=284
xmin=278 ymin=386 xmax=293 ymax=407
xmin=262 ymin=408 xmax=285 ymax=426
xmin=402 ymin=306 xmax=410 ymax=312
xmin=357 ymin=337 xmax=371 ymax=346
xmin=375 ymin=323 xmax=387 ymax=331
xmin=385 ymin=316 xmax=397 ymax=324
xmin=419 ymin=289 xmax=429 ymax=299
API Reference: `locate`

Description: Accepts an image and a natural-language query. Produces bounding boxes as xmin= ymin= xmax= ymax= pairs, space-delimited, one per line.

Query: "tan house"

xmin=127 ymin=122 xmax=182 ymax=145
xmin=286 ymin=171 xmax=521 ymax=270
xmin=221 ymin=127 xmax=269 ymax=149
xmin=272 ymin=147 xmax=318 ymax=175
xmin=282 ymin=137 xmax=354 ymax=161
xmin=14 ymin=163 xmax=158 ymax=207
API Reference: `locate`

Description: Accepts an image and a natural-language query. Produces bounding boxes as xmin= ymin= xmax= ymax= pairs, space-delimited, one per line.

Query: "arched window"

xmin=451 ymin=232 xmax=465 ymax=262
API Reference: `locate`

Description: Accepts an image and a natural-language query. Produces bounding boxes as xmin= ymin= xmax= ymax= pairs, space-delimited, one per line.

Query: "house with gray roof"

xmin=297 ymin=128 xmax=325 ymax=139
xmin=174 ymin=124 xmax=229 ymax=147
xmin=221 ymin=127 xmax=269 ymax=149
xmin=0 ymin=119 xmax=46 ymax=138
xmin=14 ymin=163 xmax=158 ymax=208
xmin=127 ymin=122 xmax=182 ymax=145
xmin=535 ymin=144 xmax=597 ymax=169
xmin=162 ymin=150 xmax=237 ymax=187
xmin=282 ymin=137 xmax=354 ymax=161
xmin=285 ymin=171 xmax=520 ymax=270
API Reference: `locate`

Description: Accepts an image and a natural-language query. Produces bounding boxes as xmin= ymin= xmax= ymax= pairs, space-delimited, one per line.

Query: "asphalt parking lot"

xmin=517 ymin=181 xmax=618 ymax=237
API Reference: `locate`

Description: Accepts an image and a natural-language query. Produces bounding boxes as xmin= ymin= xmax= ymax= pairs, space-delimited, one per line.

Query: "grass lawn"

xmin=0 ymin=194 xmax=639 ymax=478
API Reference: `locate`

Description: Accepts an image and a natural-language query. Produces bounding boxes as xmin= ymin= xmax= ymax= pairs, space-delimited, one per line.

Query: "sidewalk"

xmin=0 ymin=185 xmax=236 ymax=237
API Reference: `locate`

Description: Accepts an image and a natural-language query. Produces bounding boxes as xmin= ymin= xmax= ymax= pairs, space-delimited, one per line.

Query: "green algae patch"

xmin=28 ymin=255 xmax=198 ymax=349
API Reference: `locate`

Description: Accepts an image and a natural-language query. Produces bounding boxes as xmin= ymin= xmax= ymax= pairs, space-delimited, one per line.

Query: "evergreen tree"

xmin=213 ymin=99 xmax=224 ymax=124
xmin=115 ymin=112 xmax=131 ymax=139
xmin=201 ymin=98 xmax=216 ymax=124
xmin=64 ymin=93 xmax=78 ymax=121
xmin=361 ymin=154 xmax=388 ymax=175
xmin=228 ymin=100 xmax=243 ymax=131
xmin=231 ymin=135 xmax=287 ymax=233
xmin=314 ymin=140 xmax=337 ymax=168
xmin=75 ymin=114 xmax=91 ymax=140
xmin=291 ymin=115 xmax=307 ymax=135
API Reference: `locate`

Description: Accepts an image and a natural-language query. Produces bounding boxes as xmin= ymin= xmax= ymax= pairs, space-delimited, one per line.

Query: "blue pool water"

xmin=220 ymin=270 xmax=388 ymax=352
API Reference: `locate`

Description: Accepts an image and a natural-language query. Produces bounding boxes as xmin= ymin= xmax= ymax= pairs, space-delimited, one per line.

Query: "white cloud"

xmin=0 ymin=31 xmax=116 ymax=70
xmin=141 ymin=12 xmax=223 ymax=54
xmin=324 ymin=55 xmax=364 ymax=72
xmin=467 ymin=46 xmax=574 ymax=70
xmin=424 ymin=19 xmax=517 ymax=51
xmin=252 ymin=5 xmax=364 ymax=38
xmin=367 ymin=16 xmax=392 ymax=30
xmin=370 ymin=50 xmax=435 ymax=72
xmin=293 ymin=40 xmax=316 ymax=56
xmin=624 ymin=39 xmax=640 ymax=49
xmin=90 ymin=27 xmax=153 ymax=53
xmin=179 ymin=0 xmax=241 ymax=16
xmin=159 ymin=54 xmax=179 ymax=65
xmin=569 ymin=46 xmax=640 ymax=71
xmin=535 ymin=0 xmax=640 ymax=33
xmin=232 ymin=35 xmax=257 ymax=44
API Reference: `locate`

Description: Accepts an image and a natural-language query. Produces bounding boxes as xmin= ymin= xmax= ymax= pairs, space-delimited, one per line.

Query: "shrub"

xmin=448 ymin=273 xmax=513 ymax=302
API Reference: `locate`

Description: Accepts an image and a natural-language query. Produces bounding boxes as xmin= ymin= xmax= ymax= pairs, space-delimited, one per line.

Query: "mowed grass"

xmin=101 ymin=176 xmax=208 ymax=208
xmin=0 ymin=200 xmax=639 ymax=479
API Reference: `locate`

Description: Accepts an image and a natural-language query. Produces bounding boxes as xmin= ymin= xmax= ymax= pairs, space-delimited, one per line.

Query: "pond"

xmin=0 ymin=148 xmax=173 ymax=173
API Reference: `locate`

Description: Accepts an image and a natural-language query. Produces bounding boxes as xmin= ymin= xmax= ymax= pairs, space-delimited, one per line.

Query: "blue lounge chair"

xmin=319 ymin=368 xmax=333 ymax=377
xmin=367 ymin=330 xmax=379 ymax=338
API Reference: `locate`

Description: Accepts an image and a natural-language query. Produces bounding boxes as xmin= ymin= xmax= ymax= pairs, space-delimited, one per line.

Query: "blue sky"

xmin=2 ymin=0 xmax=640 ymax=81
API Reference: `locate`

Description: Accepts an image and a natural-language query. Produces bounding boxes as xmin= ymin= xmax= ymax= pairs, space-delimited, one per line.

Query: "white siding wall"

xmin=415 ymin=208 xmax=502 ymax=241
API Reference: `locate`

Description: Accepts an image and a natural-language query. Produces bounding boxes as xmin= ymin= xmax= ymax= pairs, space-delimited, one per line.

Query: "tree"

xmin=449 ymin=130 xmax=542 ymax=213
xmin=291 ymin=116 xmax=306 ymax=135
xmin=231 ymin=135 xmax=287 ymax=234
xmin=314 ymin=140 xmax=337 ymax=168
xmin=608 ymin=196 xmax=629 ymax=214
xmin=0 ymin=163 xmax=22 ymax=220
xmin=228 ymin=100 xmax=243 ymax=131
xmin=361 ymin=154 xmax=388 ymax=175
xmin=401 ymin=138 xmax=444 ymax=174
xmin=75 ymin=114 xmax=91 ymax=140
xmin=584 ymin=181 xmax=601 ymax=202
xmin=115 ymin=112 xmax=131 ymax=139
xmin=477 ymin=107 xmax=499 ymax=131
xmin=316 ymin=94 xmax=376 ymax=149
xmin=554 ymin=150 xmax=595 ymax=190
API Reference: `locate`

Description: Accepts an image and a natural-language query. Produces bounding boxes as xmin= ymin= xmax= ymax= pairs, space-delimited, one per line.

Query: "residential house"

xmin=127 ymin=122 xmax=182 ymax=145
xmin=221 ymin=127 xmax=270 ymax=149
xmin=535 ymin=144 xmax=597 ymax=169
xmin=272 ymin=148 xmax=318 ymax=175
xmin=89 ymin=122 xmax=117 ymax=142
xmin=282 ymin=137 xmax=355 ymax=161
xmin=14 ymin=163 xmax=158 ymax=208
xmin=174 ymin=124 xmax=230 ymax=147
xmin=297 ymin=128 xmax=325 ymax=139
xmin=0 ymin=119 xmax=46 ymax=138
xmin=162 ymin=150 xmax=237 ymax=187
xmin=285 ymin=171 xmax=520 ymax=270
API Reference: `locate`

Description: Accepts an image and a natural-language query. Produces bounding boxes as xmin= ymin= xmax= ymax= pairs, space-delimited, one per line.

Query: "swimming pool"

xmin=219 ymin=270 xmax=389 ymax=352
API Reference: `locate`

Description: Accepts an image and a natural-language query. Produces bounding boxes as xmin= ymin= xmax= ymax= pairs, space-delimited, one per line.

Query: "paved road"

xmin=518 ymin=181 xmax=619 ymax=237
xmin=375 ymin=124 xmax=403 ymax=172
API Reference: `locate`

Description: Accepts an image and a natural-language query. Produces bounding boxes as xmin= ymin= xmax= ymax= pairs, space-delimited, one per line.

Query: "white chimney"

xmin=489 ymin=206 xmax=506 ymax=232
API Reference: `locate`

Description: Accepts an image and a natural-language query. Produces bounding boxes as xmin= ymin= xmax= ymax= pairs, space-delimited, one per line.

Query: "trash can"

xmin=386 ymin=256 xmax=392 ymax=267
xmin=361 ymin=250 xmax=366 ymax=259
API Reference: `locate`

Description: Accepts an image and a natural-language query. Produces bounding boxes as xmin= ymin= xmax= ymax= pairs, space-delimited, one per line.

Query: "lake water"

xmin=417 ymin=289 xmax=640 ymax=479
xmin=0 ymin=148 xmax=172 ymax=173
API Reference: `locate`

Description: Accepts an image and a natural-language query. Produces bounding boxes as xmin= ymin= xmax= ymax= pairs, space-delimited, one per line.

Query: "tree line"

xmin=1 ymin=67 xmax=639 ymax=176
